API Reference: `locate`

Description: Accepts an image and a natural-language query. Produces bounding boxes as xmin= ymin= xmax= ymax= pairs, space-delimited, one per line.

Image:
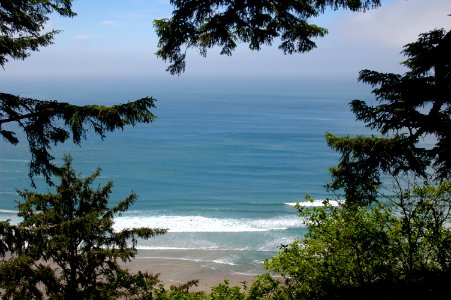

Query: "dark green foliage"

xmin=0 ymin=0 xmax=75 ymax=66
xmin=1 ymin=0 xmax=158 ymax=186
xmin=333 ymin=271 xmax=451 ymax=300
xmin=265 ymin=200 xmax=394 ymax=299
xmin=326 ymin=133 xmax=428 ymax=206
xmin=264 ymin=190 xmax=451 ymax=299
xmin=246 ymin=274 xmax=288 ymax=300
xmin=389 ymin=178 xmax=451 ymax=273
xmin=155 ymin=290 xmax=209 ymax=300
xmin=259 ymin=29 xmax=451 ymax=299
xmin=154 ymin=0 xmax=381 ymax=74
xmin=0 ymin=156 xmax=167 ymax=299
xmin=327 ymin=29 xmax=451 ymax=205
xmin=0 ymin=93 xmax=156 ymax=186
xmin=154 ymin=280 xmax=209 ymax=300
xmin=169 ymin=280 xmax=201 ymax=293
xmin=114 ymin=270 xmax=162 ymax=300
xmin=351 ymin=29 xmax=451 ymax=179
xmin=150 ymin=277 xmax=287 ymax=300
xmin=210 ymin=280 xmax=245 ymax=300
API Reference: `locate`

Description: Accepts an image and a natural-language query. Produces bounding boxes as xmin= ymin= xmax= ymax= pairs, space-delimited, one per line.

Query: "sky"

xmin=0 ymin=0 xmax=450 ymax=93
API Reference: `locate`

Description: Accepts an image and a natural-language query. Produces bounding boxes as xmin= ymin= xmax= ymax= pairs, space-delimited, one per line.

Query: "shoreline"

xmin=124 ymin=249 xmax=267 ymax=292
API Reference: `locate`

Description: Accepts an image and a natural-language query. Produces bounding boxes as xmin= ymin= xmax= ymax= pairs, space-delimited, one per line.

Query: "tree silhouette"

xmin=327 ymin=29 xmax=451 ymax=206
xmin=0 ymin=156 xmax=167 ymax=299
xmin=154 ymin=0 xmax=382 ymax=74
xmin=1 ymin=0 xmax=157 ymax=185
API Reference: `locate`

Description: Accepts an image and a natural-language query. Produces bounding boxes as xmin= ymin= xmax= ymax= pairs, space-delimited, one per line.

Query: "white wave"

xmin=232 ymin=271 xmax=265 ymax=276
xmin=0 ymin=209 xmax=17 ymax=214
xmin=137 ymin=255 xmax=239 ymax=266
xmin=136 ymin=246 xmax=252 ymax=251
xmin=258 ymin=236 xmax=296 ymax=251
xmin=113 ymin=215 xmax=303 ymax=233
xmin=0 ymin=159 xmax=28 ymax=163
xmin=136 ymin=256 xmax=205 ymax=263
xmin=212 ymin=257 xmax=237 ymax=266
xmin=285 ymin=200 xmax=344 ymax=207
xmin=136 ymin=246 xmax=220 ymax=250
xmin=0 ymin=191 xmax=17 ymax=195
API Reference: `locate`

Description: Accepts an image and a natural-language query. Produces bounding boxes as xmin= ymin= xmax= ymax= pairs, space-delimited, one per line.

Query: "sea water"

xmin=0 ymin=79 xmax=371 ymax=274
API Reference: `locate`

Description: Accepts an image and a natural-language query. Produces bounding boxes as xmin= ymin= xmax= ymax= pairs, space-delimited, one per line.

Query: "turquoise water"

xmin=0 ymin=79 xmax=370 ymax=273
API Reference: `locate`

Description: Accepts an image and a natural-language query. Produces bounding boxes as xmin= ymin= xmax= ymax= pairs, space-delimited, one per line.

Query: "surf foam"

xmin=113 ymin=215 xmax=302 ymax=233
xmin=285 ymin=199 xmax=343 ymax=207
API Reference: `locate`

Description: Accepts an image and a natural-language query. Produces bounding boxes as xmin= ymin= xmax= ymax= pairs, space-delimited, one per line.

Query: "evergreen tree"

xmin=0 ymin=0 xmax=157 ymax=185
xmin=260 ymin=28 xmax=451 ymax=299
xmin=0 ymin=156 xmax=167 ymax=299
xmin=327 ymin=28 xmax=451 ymax=206
xmin=154 ymin=0 xmax=382 ymax=74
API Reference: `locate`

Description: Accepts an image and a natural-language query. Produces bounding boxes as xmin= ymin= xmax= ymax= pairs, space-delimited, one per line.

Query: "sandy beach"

xmin=2 ymin=249 xmax=268 ymax=293
xmin=124 ymin=249 xmax=265 ymax=292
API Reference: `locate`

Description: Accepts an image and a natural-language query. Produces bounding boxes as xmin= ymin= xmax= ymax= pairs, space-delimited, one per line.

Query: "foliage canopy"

xmin=155 ymin=0 xmax=382 ymax=74
xmin=327 ymin=28 xmax=451 ymax=206
xmin=0 ymin=0 xmax=75 ymax=67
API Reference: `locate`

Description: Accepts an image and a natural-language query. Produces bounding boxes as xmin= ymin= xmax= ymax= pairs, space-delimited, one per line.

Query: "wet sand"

xmin=124 ymin=250 xmax=262 ymax=292
xmin=3 ymin=250 xmax=263 ymax=292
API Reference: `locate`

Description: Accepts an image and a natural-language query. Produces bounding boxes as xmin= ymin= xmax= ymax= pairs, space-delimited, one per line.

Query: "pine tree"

xmin=0 ymin=156 xmax=167 ymax=299
xmin=327 ymin=28 xmax=451 ymax=206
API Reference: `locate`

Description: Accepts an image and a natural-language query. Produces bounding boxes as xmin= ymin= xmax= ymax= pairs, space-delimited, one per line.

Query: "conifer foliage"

xmin=0 ymin=156 xmax=167 ymax=299
xmin=262 ymin=29 xmax=451 ymax=299
xmin=0 ymin=93 xmax=156 ymax=186
xmin=327 ymin=28 xmax=451 ymax=206
xmin=0 ymin=0 xmax=75 ymax=67
xmin=0 ymin=0 xmax=157 ymax=185
xmin=154 ymin=0 xmax=382 ymax=74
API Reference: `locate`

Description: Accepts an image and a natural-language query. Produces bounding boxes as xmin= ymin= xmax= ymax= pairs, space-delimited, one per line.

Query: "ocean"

xmin=0 ymin=78 xmax=371 ymax=275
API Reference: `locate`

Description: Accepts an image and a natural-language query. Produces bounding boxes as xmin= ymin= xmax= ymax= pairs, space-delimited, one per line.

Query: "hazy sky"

xmin=1 ymin=0 xmax=450 ymax=84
